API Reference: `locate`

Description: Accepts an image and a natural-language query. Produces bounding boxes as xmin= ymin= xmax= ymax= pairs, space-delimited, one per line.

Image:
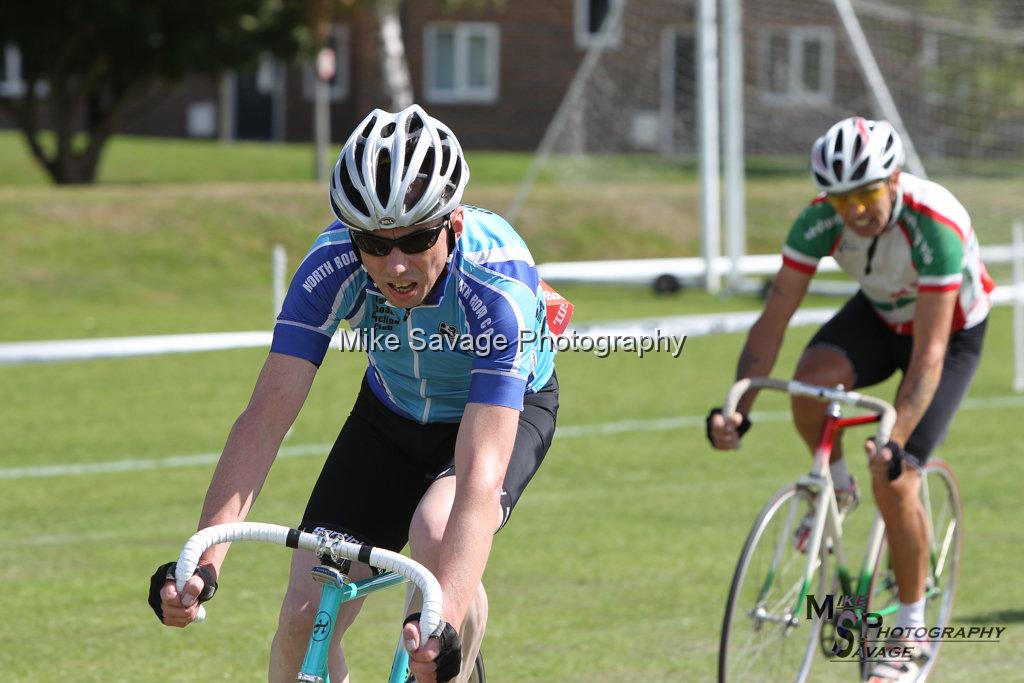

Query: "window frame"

xmin=424 ymin=21 xmax=500 ymax=105
xmin=758 ymin=26 xmax=835 ymax=106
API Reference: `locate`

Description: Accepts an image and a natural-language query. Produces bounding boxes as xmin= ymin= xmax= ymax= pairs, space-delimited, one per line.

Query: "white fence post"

xmin=273 ymin=244 xmax=287 ymax=323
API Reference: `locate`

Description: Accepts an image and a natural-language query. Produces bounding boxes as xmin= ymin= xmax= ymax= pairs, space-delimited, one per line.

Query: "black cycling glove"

xmin=705 ymin=407 xmax=752 ymax=446
xmin=148 ymin=561 xmax=218 ymax=623
xmin=865 ymin=438 xmax=912 ymax=481
xmin=404 ymin=612 xmax=462 ymax=683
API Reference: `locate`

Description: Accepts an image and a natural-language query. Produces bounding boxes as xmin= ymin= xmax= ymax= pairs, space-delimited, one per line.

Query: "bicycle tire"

xmin=468 ymin=650 xmax=486 ymax=682
xmin=719 ymin=483 xmax=830 ymax=682
xmin=864 ymin=459 xmax=962 ymax=680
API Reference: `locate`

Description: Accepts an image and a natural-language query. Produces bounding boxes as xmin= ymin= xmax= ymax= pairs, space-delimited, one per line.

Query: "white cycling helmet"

xmin=329 ymin=104 xmax=469 ymax=231
xmin=810 ymin=116 xmax=904 ymax=193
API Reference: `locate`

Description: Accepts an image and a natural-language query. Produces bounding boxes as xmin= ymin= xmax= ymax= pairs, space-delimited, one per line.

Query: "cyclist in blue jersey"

xmin=149 ymin=104 xmax=559 ymax=683
xmin=707 ymin=117 xmax=990 ymax=682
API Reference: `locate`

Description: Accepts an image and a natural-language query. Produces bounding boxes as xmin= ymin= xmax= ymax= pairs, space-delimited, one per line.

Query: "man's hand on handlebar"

xmin=706 ymin=408 xmax=752 ymax=450
xmin=148 ymin=561 xmax=217 ymax=627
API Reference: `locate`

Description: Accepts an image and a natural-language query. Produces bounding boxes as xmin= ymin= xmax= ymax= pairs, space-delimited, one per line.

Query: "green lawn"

xmin=1 ymin=134 xmax=1022 ymax=680
xmin=1 ymin=310 xmax=1022 ymax=681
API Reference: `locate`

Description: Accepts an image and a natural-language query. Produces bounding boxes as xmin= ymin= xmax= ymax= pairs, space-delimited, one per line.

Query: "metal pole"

xmin=832 ymin=0 xmax=927 ymax=178
xmin=697 ymin=0 xmax=721 ymax=293
xmin=1013 ymin=222 xmax=1024 ymax=393
xmin=218 ymin=72 xmax=236 ymax=143
xmin=314 ymin=76 xmax=331 ymax=182
xmin=506 ymin=0 xmax=625 ymax=222
xmin=722 ymin=0 xmax=745 ymax=291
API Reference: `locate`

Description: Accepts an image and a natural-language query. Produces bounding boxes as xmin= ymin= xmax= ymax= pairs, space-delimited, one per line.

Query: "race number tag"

xmin=540 ymin=280 xmax=574 ymax=336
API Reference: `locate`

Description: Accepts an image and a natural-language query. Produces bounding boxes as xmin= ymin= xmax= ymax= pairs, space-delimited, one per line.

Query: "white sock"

xmin=895 ymin=598 xmax=926 ymax=631
xmin=830 ymin=458 xmax=852 ymax=490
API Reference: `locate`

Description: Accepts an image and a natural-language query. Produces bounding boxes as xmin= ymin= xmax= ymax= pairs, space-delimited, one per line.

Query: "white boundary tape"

xmin=0 ymin=310 xmax=842 ymax=365
xmin=4 ymin=394 xmax=1023 ymax=481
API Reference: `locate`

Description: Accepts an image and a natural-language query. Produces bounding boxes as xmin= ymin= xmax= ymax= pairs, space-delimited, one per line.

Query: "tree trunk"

xmin=375 ymin=0 xmax=413 ymax=111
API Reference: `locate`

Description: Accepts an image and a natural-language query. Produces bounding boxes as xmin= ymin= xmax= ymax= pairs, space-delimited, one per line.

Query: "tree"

xmin=0 ymin=1 xmax=307 ymax=184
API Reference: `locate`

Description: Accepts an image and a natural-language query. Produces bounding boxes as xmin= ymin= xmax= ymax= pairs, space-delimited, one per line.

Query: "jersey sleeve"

xmin=458 ymin=263 xmax=542 ymax=412
xmin=271 ymin=224 xmax=366 ymax=366
xmin=782 ymin=200 xmax=842 ymax=275
xmin=905 ymin=215 xmax=965 ymax=293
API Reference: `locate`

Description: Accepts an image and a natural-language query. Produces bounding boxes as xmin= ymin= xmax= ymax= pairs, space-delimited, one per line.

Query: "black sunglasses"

xmin=350 ymin=217 xmax=450 ymax=257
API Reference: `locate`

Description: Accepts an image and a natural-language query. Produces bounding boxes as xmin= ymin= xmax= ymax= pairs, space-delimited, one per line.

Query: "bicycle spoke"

xmin=721 ymin=485 xmax=826 ymax=682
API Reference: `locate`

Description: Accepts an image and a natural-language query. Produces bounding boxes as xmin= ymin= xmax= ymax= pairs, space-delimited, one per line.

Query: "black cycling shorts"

xmin=299 ymin=373 xmax=559 ymax=551
xmin=806 ymin=291 xmax=986 ymax=463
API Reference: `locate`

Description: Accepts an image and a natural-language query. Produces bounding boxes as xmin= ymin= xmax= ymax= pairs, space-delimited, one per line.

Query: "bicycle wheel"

xmin=468 ymin=651 xmax=485 ymax=682
xmin=719 ymin=484 xmax=831 ymax=682
xmin=865 ymin=459 xmax=962 ymax=678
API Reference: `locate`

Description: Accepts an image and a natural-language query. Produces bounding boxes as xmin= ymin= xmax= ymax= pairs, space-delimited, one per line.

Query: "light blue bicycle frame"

xmin=299 ymin=564 xmax=412 ymax=683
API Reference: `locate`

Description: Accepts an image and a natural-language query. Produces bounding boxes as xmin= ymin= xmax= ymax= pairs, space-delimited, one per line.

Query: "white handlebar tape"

xmin=723 ymin=377 xmax=896 ymax=445
xmin=175 ymin=522 xmax=443 ymax=638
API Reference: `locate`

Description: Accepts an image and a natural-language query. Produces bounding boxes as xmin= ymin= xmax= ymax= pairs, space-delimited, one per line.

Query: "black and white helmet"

xmin=329 ymin=104 xmax=469 ymax=231
xmin=810 ymin=117 xmax=904 ymax=194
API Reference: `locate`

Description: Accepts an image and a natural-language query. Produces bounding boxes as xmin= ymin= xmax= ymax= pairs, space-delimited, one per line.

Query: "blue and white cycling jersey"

xmin=271 ymin=205 xmax=556 ymax=423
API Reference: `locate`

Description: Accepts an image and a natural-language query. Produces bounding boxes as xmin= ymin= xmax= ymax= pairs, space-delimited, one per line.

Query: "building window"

xmin=424 ymin=22 xmax=499 ymax=104
xmin=0 ymin=44 xmax=25 ymax=97
xmin=303 ymin=23 xmax=350 ymax=102
xmin=759 ymin=27 xmax=834 ymax=105
xmin=187 ymin=101 xmax=217 ymax=138
xmin=255 ymin=53 xmax=279 ymax=95
xmin=575 ymin=0 xmax=623 ymax=49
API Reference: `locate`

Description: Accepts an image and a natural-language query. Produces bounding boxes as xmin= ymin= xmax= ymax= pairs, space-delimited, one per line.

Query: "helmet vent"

xmin=884 ymin=134 xmax=895 ymax=153
xmin=852 ymin=134 xmax=863 ymax=159
xmin=403 ymin=149 xmax=434 ymax=211
xmin=850 ymin=158 xmax=869 ymax=182
xmin=813 ymin=171 xmax=830 ymax=187
xmin=360 ymin=117 xmax=376 ymax=139
xmin=340 ymin=167 xmax=369 ymax=216
xmin=381 ymin=123 xmax=396 ymax=138
xmin=447 ymin=160 xmax=462 ymax=199
xmin=353 ymin=142 xmax=367 ymax=185
xmin=375 ymin=150 xmax=392 ymax=206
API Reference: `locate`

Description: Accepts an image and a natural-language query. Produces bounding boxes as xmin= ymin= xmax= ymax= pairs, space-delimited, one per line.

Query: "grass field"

xmin=1 ymin=134 xmax=1023 ymax=681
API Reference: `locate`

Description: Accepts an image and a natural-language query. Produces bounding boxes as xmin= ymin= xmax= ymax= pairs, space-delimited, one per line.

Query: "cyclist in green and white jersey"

xmin=708 ymin=117 xmax=992 ymax=682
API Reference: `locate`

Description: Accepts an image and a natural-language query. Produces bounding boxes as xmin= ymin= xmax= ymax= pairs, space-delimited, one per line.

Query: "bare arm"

xmin=197 ymin=352 xmax=318 ymax=575
xmin=708 ymin=266 xmax=810 ymax=451
xmin=437 ymin=401 xmax=519 ymax=631
xmin=734 ymin=266 xmax=811 ymax=414
xmin=158 ymin=352 xmax=317 ymax=626
xmin=889 ymin=289 xmax=957 ymax=446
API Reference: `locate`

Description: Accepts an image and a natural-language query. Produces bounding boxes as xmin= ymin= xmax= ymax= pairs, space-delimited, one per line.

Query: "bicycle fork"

xmin=297 ymin=565 xmax=410 ymax=683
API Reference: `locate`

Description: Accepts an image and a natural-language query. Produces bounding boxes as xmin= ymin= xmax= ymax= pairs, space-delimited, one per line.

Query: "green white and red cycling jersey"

xmin=782 ymin=173 xmax=994 ymax=334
